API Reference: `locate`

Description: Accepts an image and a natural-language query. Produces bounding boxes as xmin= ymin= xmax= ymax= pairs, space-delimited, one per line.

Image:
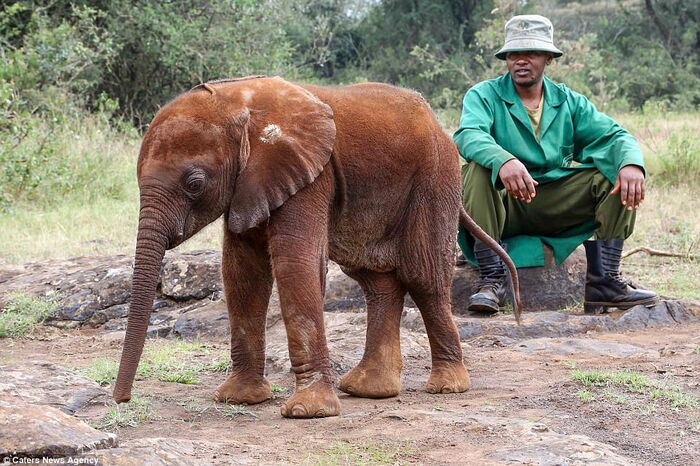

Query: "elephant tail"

xmin=458 ymin=206 xmax=522 ymax=324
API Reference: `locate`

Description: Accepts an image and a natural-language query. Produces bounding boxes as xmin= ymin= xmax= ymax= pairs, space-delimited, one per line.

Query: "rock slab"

xmin=0 ymin=361 xmax=113 ymax=418
xmin=78 ymin=438 xmax=202 ymax=465
xmin=452 ymin=245 xmax=586 ymax=313
xmin=0 ymin=399 xmax=117 ymax=458
xmin=0 ymin=246 xmax=587 ymax=331
xmin=457 ymin=299 xmax=699 ymax=342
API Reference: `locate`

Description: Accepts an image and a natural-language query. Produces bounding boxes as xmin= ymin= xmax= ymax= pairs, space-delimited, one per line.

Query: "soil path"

xmin=3 ymin=320 xmax=699 ymax=465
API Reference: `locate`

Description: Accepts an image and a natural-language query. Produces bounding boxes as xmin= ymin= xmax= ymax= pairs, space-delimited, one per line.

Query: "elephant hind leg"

xmin=407 ymin=286 xmax=470 ymax=394
xmin=214 ymin=227 xmax=273 ymax=405
xmin=339 ymin=269 xmax=405 ymax=398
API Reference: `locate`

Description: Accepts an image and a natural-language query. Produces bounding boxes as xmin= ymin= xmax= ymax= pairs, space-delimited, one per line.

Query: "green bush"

xmin=0 ymin=292 xmax=60 ymax=337
xmin=0 ymin=103 xmax=137 ymax=211
xmin=657 ymin=135 xmax=700 ymax=187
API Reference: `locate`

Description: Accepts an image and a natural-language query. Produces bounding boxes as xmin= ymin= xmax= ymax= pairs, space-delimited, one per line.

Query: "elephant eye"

xmin=184 ymin=171 xmax=206 ymax=197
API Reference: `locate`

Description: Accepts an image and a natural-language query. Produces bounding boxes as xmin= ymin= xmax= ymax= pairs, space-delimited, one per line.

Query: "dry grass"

xmin=0 ymin=200 xmax=224 ymax=264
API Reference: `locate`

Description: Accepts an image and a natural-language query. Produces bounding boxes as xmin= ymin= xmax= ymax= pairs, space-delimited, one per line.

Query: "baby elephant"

xmin=113 ymin=76 xmax=519 ymax=418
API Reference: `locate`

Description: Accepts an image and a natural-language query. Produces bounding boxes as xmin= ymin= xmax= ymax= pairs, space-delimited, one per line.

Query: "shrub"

xmin=657 ymin=135 xmax=700 ymax=187
xmin=0 ymin=292 xmax=60 ymax=337
xmin=0 ymin=105 xmax=137 ymax=211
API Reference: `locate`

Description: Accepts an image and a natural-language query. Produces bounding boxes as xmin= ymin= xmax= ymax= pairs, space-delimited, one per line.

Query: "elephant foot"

xmin=281 ymin=381 xmax=341 ymax=418
xmin=213 ymin=373 xmax=272 ymax=404
xmin=338 ymin=362 xmax=401 ymax=398
xmin=426 ymin=362 xmax=470 ymax=394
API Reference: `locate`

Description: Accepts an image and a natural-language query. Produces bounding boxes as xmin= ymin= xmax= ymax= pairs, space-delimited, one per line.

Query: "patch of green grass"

xmin=270 ymin=384 xmax=288 ymax=393
xmin=603 ymin=390 xmax=629 ymax=405
xmin=93 ymin=397 xmax=152 ymax=431
xmin=572 ymin=369 xmax=698 ymax=409
xmin=0 ymin=292 xmax=60 ymax=338
xmin=159 ymin=369 xmax=200 ymax=384
xmin=577 ymin=389 xmax=594 ymax=403
xmin=79 ymin=339 xmax=212 ymax=385
xmin=639 ymin=403 xmax=658 ymax=416
xmin=178 ymin=397 xmax=213 ymax=417
xmin=206 ymin=358 xmax=232 ymax=373
xmin=572 ymin=369 xmax=652 ymax=394
xmin=131 ymin=340 xmax=208 ymax=384
xmin=650 ymin=387 xmax=698 ymax=409
xmin=78 ymin=359 xmax=119 ymax=385
xmin=306 ymin=440 xmax=418 ymax=466
xmin=693 ymin=346 xmax=700 ymax=355
xmin=221 ymin=404 xmax=258 ymax=419
xmin=656 ymin=134 xmax=700 ymax=187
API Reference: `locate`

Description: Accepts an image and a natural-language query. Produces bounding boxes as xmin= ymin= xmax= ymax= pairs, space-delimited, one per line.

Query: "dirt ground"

xmin=3 ymin=320 xmax=700 ymax=465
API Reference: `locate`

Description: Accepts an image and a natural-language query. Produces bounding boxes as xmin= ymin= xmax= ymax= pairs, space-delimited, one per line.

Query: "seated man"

xmin=453 ymin=14 xmax=657 ymax=315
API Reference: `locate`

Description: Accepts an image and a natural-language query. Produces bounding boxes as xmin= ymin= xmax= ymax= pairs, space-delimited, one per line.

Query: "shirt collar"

xmin=495 ymin=72 xmax=566 ymax=107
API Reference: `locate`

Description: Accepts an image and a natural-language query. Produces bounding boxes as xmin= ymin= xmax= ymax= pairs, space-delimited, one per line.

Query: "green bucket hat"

xmin=495 ymin=15 xmax=563 ymax=60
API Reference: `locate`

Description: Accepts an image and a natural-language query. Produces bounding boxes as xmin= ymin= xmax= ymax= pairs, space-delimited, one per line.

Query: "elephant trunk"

xmin=113 ymin=210 xmax=170 ymax=403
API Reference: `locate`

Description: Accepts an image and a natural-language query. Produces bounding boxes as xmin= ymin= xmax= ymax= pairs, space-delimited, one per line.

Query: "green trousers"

xmin=461 ymin=162 xmax=636 ymax=242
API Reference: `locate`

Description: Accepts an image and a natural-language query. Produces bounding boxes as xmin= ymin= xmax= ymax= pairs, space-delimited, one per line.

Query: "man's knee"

xmin=590 ymin=170 xmax=614 ymax=193
xmin=462 ymin=162 xmax=493 ymax=197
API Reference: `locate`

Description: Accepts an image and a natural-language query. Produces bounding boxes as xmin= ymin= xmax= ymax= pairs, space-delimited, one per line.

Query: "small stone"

xmin=146 ymin=324 xmax=172 ymax=338
xmin=531 ymin=423 xmax=549 ymax=432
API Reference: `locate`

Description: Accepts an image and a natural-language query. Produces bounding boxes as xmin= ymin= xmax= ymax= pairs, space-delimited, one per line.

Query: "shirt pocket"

xmin=560 ymin=144 xmax=574 ymax=167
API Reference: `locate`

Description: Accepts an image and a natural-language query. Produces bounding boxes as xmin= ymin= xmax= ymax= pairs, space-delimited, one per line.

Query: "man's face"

xmin=506 ymin=51 xmax=553 ymax=88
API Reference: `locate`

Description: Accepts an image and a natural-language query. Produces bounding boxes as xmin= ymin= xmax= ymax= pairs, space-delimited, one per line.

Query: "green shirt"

xmin=453 ymin=73 xmax=645 ymax=267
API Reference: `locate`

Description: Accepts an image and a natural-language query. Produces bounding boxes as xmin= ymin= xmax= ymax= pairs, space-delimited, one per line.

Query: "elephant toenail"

xmin=291 ymin=405 xmax=308 ymax=417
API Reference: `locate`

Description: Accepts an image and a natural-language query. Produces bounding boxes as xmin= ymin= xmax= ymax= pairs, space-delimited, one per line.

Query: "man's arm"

xmin=453 ymin=88 xmax=537 ymax=202
xmin=453 ymin=88 xmax=515 ymax=187
xmin=570 ymin=93 xmax=646 ymax=209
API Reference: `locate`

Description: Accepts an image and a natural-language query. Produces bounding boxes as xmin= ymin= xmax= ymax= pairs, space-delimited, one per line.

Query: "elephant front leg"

xmin=214 ymin=229 xmax=273 ymax=405
xmin=339 ymin=269 xmax=404 ymax=398
xmin=268 ymin=221 xmax=340 ymax=417
xmin=271 ymin=252 xmax=340 ymax=418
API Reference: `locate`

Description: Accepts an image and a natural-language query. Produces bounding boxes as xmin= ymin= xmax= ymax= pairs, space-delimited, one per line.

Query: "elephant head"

xmin=113 ymin=76 xmax=336 ymax=403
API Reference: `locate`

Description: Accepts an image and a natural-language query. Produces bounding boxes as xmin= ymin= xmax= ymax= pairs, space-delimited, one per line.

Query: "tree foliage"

xmin=1 ymin=0 xmax=699 ymax=121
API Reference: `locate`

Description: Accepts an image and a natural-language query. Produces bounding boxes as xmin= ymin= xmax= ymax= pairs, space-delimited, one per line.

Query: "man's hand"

xmin=498 ymin=159 xmax=538 ymax=202
xmin=611 ymin=165 xmax=645 ymax=210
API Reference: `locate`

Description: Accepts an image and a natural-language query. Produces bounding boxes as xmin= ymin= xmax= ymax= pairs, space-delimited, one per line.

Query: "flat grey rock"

xmin=0 ymin=361 xmax=113 ymax=417
xmin=452 ymin=245 xmax=586 ymax=313
xmin=77 ymin=438 xmax=225 ymax=465
xmin=172 ymin=300 xmax=229 ymax=339
xmin=0 ymin=398 xmax=117 ymax=458
xmin=456 ymin=299 xmax=700 ymax=342
xmin=515 ymin=337 xmax=659 ymax=358
xmin=491 ymin=420 xmax=632 ymax=465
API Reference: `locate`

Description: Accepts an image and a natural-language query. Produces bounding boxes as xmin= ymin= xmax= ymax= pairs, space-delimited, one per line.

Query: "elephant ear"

xmin=227 ymin=78 xmax=336 ymax=234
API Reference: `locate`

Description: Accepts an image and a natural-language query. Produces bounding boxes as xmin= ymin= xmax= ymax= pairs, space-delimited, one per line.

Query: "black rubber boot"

xmin=468 ymin=241 xmax=507 ymax=314
xmin=583 ymin=239 xmax=658 ymax=314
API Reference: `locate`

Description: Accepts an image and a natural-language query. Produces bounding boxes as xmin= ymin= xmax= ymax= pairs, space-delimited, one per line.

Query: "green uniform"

xmin=453 ymin=73 xmax=645 ymax=267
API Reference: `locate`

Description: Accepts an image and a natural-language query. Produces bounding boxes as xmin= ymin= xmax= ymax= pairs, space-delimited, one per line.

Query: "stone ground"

xmin=2 ymin=304 xmax=699 ymax=465
xmin=1 ymin=252 xmax=699 ymax=464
